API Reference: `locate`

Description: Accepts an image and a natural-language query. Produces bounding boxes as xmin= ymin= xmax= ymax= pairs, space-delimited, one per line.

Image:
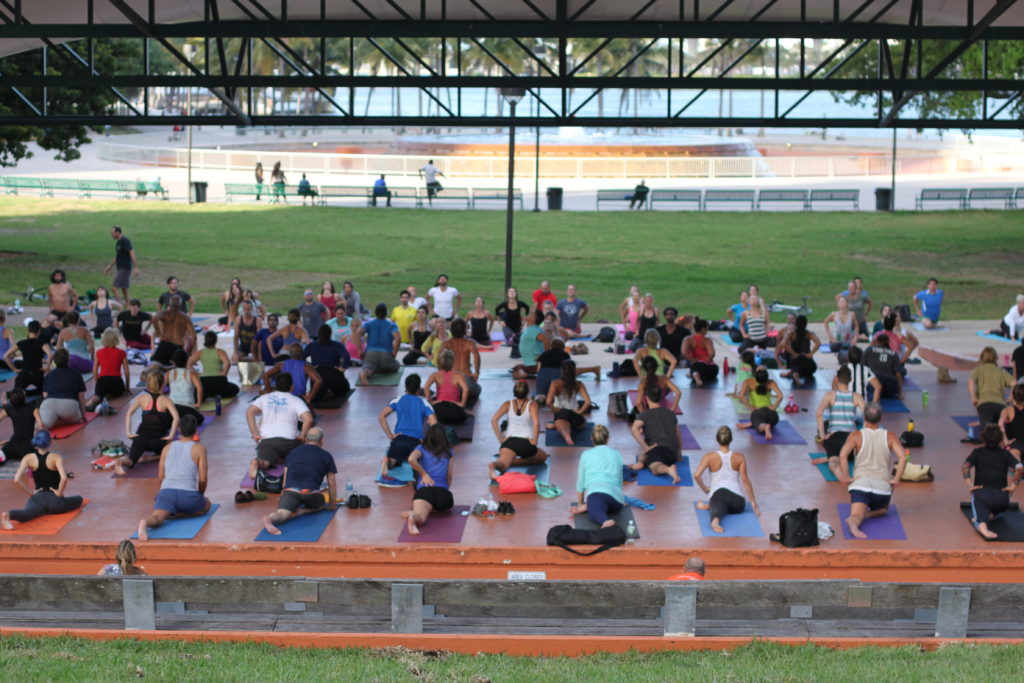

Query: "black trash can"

xmin=875 ymin=187 xmax=892 ymax=211
xmin=190 ymin=181 xmax=208 ymax=204
xmin=546 ymin=187 xmax=563 ymax=211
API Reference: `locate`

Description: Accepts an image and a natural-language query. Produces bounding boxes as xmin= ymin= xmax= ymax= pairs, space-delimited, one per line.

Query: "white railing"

xmin=97 ymin=140 xmax=1024 ymax=180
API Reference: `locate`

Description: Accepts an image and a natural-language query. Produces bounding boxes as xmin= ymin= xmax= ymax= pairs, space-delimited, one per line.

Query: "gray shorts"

xmin=113 ymin=268 xmax=131 ymax=289
xmin=39 ymin=398 xmax=82 ymax=429
xmin=256 ymin=437 xmax=302 ymax=465
xmin=363 ymin=350 xmax=399 ymax=375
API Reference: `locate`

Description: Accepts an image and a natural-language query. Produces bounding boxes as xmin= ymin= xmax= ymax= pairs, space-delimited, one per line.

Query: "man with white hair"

xmin=261 ymin=427 xmax=337 ymax=535
xmin=995 ymin=295 xmax=1024 ymax=340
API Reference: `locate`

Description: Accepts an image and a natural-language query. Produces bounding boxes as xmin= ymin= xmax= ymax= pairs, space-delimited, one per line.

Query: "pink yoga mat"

xmin=50 ymin=412 xmax=98 ymax=439
xmin=397 ymin=504 xmax=470 ymax=543
xmin=240 ymin=463 xmax=284 ymax=488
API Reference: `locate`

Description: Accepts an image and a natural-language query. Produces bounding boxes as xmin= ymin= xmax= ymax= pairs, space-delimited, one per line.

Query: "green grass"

xmin=2 ymin=635 xmax=1024 ymax=681
xmin=0 ymin=197 xmax=1018 ymax=321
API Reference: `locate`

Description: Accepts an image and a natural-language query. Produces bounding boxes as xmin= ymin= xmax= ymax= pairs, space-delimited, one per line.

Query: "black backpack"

xmin=772 ymin=508 xmax=819 ymax=548
xmin=594 ymin=326 xmax=616 ymax=343
xmin=900 ymin=431 xmax=924 ymax=447
xmin=546 ymin=524 xmax=626 ymax=556
xmin=254 ymin=470 xmax=283 ymax=494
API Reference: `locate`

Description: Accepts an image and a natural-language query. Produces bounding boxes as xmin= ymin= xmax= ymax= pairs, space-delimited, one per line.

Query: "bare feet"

xmin=763 ymin=425 xmax=773 ymax=440
xmin=564 ymin=434 xmax=575 ymax=446
xmin=401 ymin=511 xmax=420 ymax=535
xmin=137 ymin=519 xmax=148 ymax=541
xmin=846 ymin=515 xmax=867 ymax=539
xmin=1 ymin=511 xmax=12 ymax=530
xmin=262 ymin=515 xmax=282 ymax=535
xmin=114 ymin=458 xmax=127 ymax=477
xmin=248 ymin=460 xmax=258 ymax=480
xmin=977 ymin=522 xmax=998 ymax=539
xmin=696 ymin=501 xmax=710 ymax=511
xmin=487 ymin=461 xmax=498 ymax=481
xmin=628 ymin=462 xmax=644 ymax=471
xmin=600 ymin=519 xmax=616 ymax=528
xmin=691 ymin=372 xmax=703 ymax=387
xmin=711 ymin=518 xmax=724 ymax=533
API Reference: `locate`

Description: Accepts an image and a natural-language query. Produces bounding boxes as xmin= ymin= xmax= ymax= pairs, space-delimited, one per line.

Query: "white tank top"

xmin=709 ymin=450 xmax=744 ymax=497
xmin=505 ymin=399 xmax=534 ymax=439
xmin=850 ymin=427 xmax=893 ymax=495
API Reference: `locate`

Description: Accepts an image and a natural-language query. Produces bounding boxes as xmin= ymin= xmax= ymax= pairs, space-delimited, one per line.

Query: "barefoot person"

xmin=629 ymin=385 xmax=682 ymax=483
xmin=815 ymin=365 xmax=867 ymax=480
xmin=136 ymin=415 xmax=210 ymax=541
xmin=1 ymin=430 xmax=82 ymax=530
xmin=837 ymin=403 xmax=909 ymax=539
xmin=116 ymin=370 xmax=179 ymax=476
xmin=680 ymin=318 xmax=718 ymax=386
xmin=694 ymin=426 xmax=760 ymax=533
xmin=261 ymin=428 xmax=337 ymax=535
xmin=246 ymin=373 xmax=313 ymax=481
xmin=403 ymin=423 xmax=455 ymax=535
xmin=544 ymin=359 xmax=592 ymax=446
xmin=46 ymin=269 xmax=77 ymax=322
xmin=489 ymin=380 xmax=549 ymax=480
xmin=377 ymin=374 xmax=437 ymax=484
xmin=963 ymin=424 xmax=1023 ymax=539
xmin=440 ymin=318 xmax=482 ymax=408
xmin=570 ymin=425 xmax=625 ymax=528
xmin=913 ymin=278 xmax=944 ymax=329
xmin=735 ymin=369 xmax=783 ymax=440
xmin=150 ymin=295 xmax=196 ymax=368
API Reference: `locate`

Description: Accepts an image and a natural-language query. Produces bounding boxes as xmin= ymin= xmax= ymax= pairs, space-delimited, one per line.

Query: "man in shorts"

xmin=104 ymin=226 xmax=138 ymax=305
xmin=150 ymin=295 xmax=195 ymax=368
xmin=418 ymin=159 xmax=446 ymax=205
xmin=137 ymin=415 xmax=210 ymax=541
xmin=629 ymin=385 xmax=683 ymax=484
xmin=261 ymin=428 xmax=337 ymax=535
xmin=377 ymin=373 xmax=436 ymax=484
xmin=46 ymin=269 xmax=77 ymax=323
xmin=837 ymin=403 xmax=908 ymax=539
xmin=245 ymin=373 xmax=314 ymax=482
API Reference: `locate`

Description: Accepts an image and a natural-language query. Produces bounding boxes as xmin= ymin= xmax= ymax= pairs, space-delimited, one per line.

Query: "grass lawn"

xmin=0 ymin=197 xmax=1018 ymax=322
xmin=3 ymin=635 xmax=1024 ymax=681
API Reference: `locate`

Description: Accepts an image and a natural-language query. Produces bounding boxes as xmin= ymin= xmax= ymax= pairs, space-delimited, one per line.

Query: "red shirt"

xmin=532 ymin=289 xmax=557 ymax=309
xmin=96 ymin=346 xmax=126 ymax=378
xmin=667 ymin=572 xmax=704 ymax=581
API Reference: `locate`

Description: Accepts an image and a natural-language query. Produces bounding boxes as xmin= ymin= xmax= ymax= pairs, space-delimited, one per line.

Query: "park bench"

xmin=0 ymin=575 xmax=1015 ymax=640
xmin=809 ymin=189 xmax=859 ymax=210
xmin=967 ymin=187 xmax=1015 ymax=209
xmin=318 ymin=185 xmax=372 ymax=206
xmin=649 ymin=189 xmax=702 ymax=211
xmin=756 ymin=189 xmax=809 ymax=210
xmin=472 ymin=187 xmax=524 ymax=210
xmin=596 ymin=188 xmax=640 ymax=210
xmin=41 ymin=178 xmax=87 ymax=198
xmin=1015 ymin=187 xmax=1024 ymax=209
xmin=133 ymin=180 xmax=170 ymax=200
xmin=703 ymin=189 xmax=756 ymax=210
xmin=224 ymin=183 xmax=265 ymax=201
xmin=270 ymin=184 xmax=304 ymax=203
xmin=1 ymin=176 xmax=47 ymax=196
xmin=79 ymin=179 xmax=131 ymax=199
xmin=915 ymin=188 xmax=968 ymax=210
xmin=419 ymin=187 xmax=470 ymax=208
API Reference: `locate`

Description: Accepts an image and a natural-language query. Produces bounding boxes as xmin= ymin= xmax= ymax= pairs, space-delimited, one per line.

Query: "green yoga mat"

xmin=366 ymin=368 xmax=404 ymax=386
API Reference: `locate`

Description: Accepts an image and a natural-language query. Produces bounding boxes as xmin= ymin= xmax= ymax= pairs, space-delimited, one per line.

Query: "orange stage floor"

xmin=0 ymin=360 xmax=1016 ymax=582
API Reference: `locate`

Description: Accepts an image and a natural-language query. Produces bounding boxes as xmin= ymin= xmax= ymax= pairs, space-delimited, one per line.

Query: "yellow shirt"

xmin=391 ymin=305 xmax=418 ymax=343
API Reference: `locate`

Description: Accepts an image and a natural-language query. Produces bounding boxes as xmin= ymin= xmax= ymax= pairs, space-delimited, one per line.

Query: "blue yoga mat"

xmin=0 ymin=369 xmax=14 ymax=382
xmin=380 ymin=461 xmax=414 ymax=484
xmin=878 ymin=397 xmax=911 ymax=413
xmin=132 ymin=504 xmax=219 ymax=540
xmin=635 ymin=456 xmax=693 ymax=487
xmin=747 ymin=420 xmax=806 ymax=445
xmin=951 ymin=415 xmax=975 ymax=433
xmin=717 ymin=332 xmax=741 ymax=347
xmin=807 ymin=452 xmax=853 ymax=482
xmin=976 ymin=331 xmax=1015 ymax=343
xmin=545 ymin=423 xmax=595 ymax=447
xmin=694 ymin=501 xmax=763 ymax=538
xmin=255 ymin=506 xmax=338 ymax=542
xmin=911 ymin=322 xmax=945 ymax=332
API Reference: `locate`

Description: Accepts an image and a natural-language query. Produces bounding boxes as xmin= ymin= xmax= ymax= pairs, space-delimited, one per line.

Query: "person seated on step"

xmin=629 ymin=384 xmax=682 ymax=484
xmin=98 ymin=540 xmax=146 ymax=576
xmin=680 ymin=318 xmax=718 ymax=386
xmin=634 ymin=327 xmax=678 ymax=384
xmin=0 ymin=388 xmax=38 ymax=463
xmin=4 ymin=320 xmax=51 ymax=396
xmin=725 ymin=290 xmax=749 ymax=344
xmin=776 ymin=315 xmax=820 ymax=386
xmin=735 ymin=369 xmax=783 ymax=441
xmin=55 ymin=311 xmax=94 ymax=375
xmin=304 ymin=324 xmax=351 ymax=404
xmin=864 ymin=333 xmax=903 ymax=401
xmin=136 ymin=414 xmax=210 ymax=541
xmin=263 ymin=343 xmax=321 ymax=408
xmin=377 ymin=373 xmax=437 ymax=485
xmin=423 ymin=349 xmax=469 ymax=426
xmin=511 ymin=310 xmax=551 ymax=379
xmin=571 ymin=424 xmax=624 ymax=528
xmin=657 ymin=307 xmax=689 ymax=361
xmin=629 ymin=293 xmax=660 ymax=352
xmin=440 ymin=318 xmax=482 ymax=409
xmin=991 ymin=294 xmax=1024 ymax=341
xmin=668 ymin=557 xmax=706 ymax=581
xmin=84 ymin=327 xmax=130 ymax=412
xmin=403 ymin=423 xmax=456 ymax=536
xmin=166 ymin=349 xmax=204 ymax=427
xmin=246 ymin=373 xmax=313 ymax=482
xmin=635 ymin=356 xmax=682 ymax=414
xmin=358 ymin=303 xmax=401 ymax=386
xmin=262 ymin=428 xmax=337 ymax=536
xmin=815 ymin=365 xmax=866 ymax=480
xmin=489 ymin=380 xmax=549 ymax=481
xmin=999 ymin=385 xmax=1024 ymax=460
xmin=556 ymin=284 xmax=589 ymax=337
xmin=266 ymin=309 xmax=310 ymax=364
xmin=149 ymin=295 xmax=195 ymax=370
xmin=544 ymin=360 xmax=592 ymax=446
xmin=1 ymin=430 xmax=82 ymax=530
xmin=969 ymin=346 xmax=1015 ymax=435
xmin=963 ymin=423 xmax=1023 ymax=540
xmin=694 ymin=426 xmax=760 ymax=533
xmin=253 ymin=313 xmax=284 ymax=368
xmin=913 ymin=277 xmax=944 ymax=329
xmin=837 ymin=402 xmax=908 ymax=539
xmin=188 ymin=331 xmax=240 ymax=403
xmin=391 ymin=289 xmax=419 ymax=346
xmin=116 ymin=369 xmax=179 ymax=476
xmin=35 ymin=349 xmax=87 ymax=431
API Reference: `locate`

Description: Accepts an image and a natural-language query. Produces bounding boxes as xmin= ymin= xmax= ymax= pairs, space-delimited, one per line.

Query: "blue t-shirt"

xmin=364 ymin=318 xmax=398 ymax=352
xmin=729 ymin=303 xmax=745 ymax=327
xmin=915 ymin=289 xmax=944 ymax=321
xmin=389 ymin=393 xmax=434 ymax=439
xmin=43 ymin=367 xmax=86 ymax=400
xmin=415 ymin=448 xmax=451 ymax=490
xmin=282 ymin=358 xmax=308 ymax=397
xmin=373 ymin=178 xmax=388 ymax=196
xmin=255 ymin=328 xmax=284 ymax=364
xmin=305 ymin=340 xmax=350 ymax=369
xmin=556 ymin=298 xmax=587 ymax=330
xmin=284 ymin=444 xmax=337 ymax=491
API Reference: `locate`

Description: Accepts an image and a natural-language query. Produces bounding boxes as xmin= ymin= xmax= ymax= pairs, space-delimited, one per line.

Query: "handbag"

xmin=771 ymin=508 xmax=819 ymax=548
xmin=546 ymin=524 xmax=626 ymax=556
xmin=607 ymin=391 xmax=629 ymax=419
xmin=900 ymin=431 xmax=924 ymax=448
xmin=899 ymin=461 xmax=933 ymax=482
xmin=535 ymin=481 xmax=562 ymax=498
xmin=254 ymin=469 xmax=283 ymax=494
xmin=496 ymin=471 xmax=536 ymax=494
xmin=238 ymin=360 xmax=264 ymax=386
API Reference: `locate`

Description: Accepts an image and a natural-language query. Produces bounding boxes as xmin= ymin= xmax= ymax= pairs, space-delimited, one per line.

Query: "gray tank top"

xmin=832 ymin=311 xmax=855 ymax=344
xmin=160 ymin=440 xmax=199 ymax=492
xmin=168 ymin=368 xmax=195 ymax=405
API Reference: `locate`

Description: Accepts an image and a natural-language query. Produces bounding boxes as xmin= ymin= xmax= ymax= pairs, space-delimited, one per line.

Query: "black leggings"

xmin=690 ymin=362 xmax=719 ymax=383
xmin=823 ymin=431 xmax=850 ymax=459
xmin=15 ymin=370 xmax=44 ymax=392
xmin=971 ymin=487 xmax=1010 ymax=524
xmin=789 ymin=355 xmax=817 ymax=378
xmin=199 ymin=376 xmax=240 ymax=399
xmin=708 ymin=488 xmax=746 ymax=522
xmin=128 ymin=434 xmax=168 ymax=465
xmin=977 ymin=402 xmax=1005 ymax=428
xmin=174 ymin=404 xmax=205 ymax=426
xmin=738 ymin=338 xmax=771 ymax=354
xmin=314 ymin=366 xmax=351 ymax=400
xmin=8 ymin=489 xmax=83 ymax=523
xmin=751 ymin=407 xmax=779 ymax=431
xmin=433 ymin=401 xmax=468 ymax=425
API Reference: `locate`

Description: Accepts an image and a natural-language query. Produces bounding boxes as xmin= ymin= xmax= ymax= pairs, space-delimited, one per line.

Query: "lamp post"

xmin=500 ymin=87 xmax=525 ymax=293
xmin=532 ymin=45 xmax=545 ymax=213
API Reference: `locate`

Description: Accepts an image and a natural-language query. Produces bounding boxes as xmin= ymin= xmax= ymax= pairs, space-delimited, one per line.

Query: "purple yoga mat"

xmin=837 ymin=503 xmax=907 ymax=540
xmin=240 ymin=463 xmax=284 ymax=488
xmin=111 ymin=459 xmax=158 ymax=479
xmin=397 ymin=504 xmax=471 ymax=543
xmin=747 ymin=420 xmax=807 ymax=445
xmin=679 ymin=425 xmax=701 ymax=451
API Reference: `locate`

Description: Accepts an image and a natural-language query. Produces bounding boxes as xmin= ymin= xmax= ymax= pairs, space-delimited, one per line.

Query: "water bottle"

xmin=907 ymin=419 xmax=915 ymax=432
xmin=625 ymin=519 xmax=638 ymax=544
xmin=723 ymin=358 xmax=730 ymax=375
xmin=922 ymin=390 xmax=929 ymax=409
xmin=486 ymin=491 xmax=497 ymax=512
xmin=214 ymin=396 xmax=222 ymax=416
xmin=345 ymin=478 xmax=354 ymax=497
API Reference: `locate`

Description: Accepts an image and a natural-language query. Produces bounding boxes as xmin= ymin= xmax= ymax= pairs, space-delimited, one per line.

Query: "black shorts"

xmin=751 ymin=407 xmax=780 ymax=431
xmin=257 ymin=437 xmax=302 ymax=465
xmin=279 ymin=489 xmax=325 ymax=513
xmin=152 ymin=341 xmax=183 ymax=366
xmin=823 ymin=431 xmax=850 ymax=459
xmin=500 ymin=436 xmax=537 ymax=459
xmin=553 ymin=409 xmax=585 ymax=430
xmin=875 ymin=374 xmax=899 ymax=398
xmin=645 ymin=445 xmax=679 ymax=467
xmin=850 ymin=489 xmax=891 ymax=511
xmin=413 ymin=486 xmax=454 ymax=512
xmin=387 ymin=434 xmax=421 ymax=466
xmin=94 ymin=376 xmax=127 ymax=399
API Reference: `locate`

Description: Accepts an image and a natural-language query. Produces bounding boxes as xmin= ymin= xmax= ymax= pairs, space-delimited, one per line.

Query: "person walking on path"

xmin=104 ymin=226 xmax=138 ymax=306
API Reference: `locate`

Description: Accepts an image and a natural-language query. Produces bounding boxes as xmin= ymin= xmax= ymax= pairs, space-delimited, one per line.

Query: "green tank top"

xmin=749 ymin=386 xmax=773 ymax=409
xmin=199 ymin=347 xmax=222 ymax=378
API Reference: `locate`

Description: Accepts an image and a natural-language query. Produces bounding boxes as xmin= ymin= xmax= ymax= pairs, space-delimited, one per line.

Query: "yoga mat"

xmin=976 ymin=331 xmax=1015 ymax=343
xmin=807 ymin=452 xmax=853 ymax=482
xmin=397 ymin=504 xmax=470 ymax=543
xmin=311 ymin=388 xmax=355 ymax=409
xmin=569 ymin=335 xmax=593 ymax=342
xmin=0 ymin=369 xmax=15 ymax=381
xmin=960 ymin=502 xmax=1024 ymax=542
xmin=837 ymin=503 xmax=907 ymax=540
xmin=112 ymin=459 xmax=158 ymax=479
xmin=171 ymin=414 xmax=216 ymax=440
xmin=635 ymin=456 xmax=693 ymax=487
xmin=254 ymin=507 xmax=338 ymax=542
xmin=0 ymin=499 xmax=89 ymax=535
xmin=490 ymin=459 xmax=550 ymax=485
xmin=902 ymin=375 xmax=922 ymax=392
xmin=676 ymin=369 xmax=719 ymax=388
xmin=951 ymin=415 xmax=976 ymax=433
xmin=679 ymin=425 xmax=701 ymax=451
xmin=0 ymin=460 xmax=21 ymax=480
xmin=574 ymin=506 xmax=637 ymax=535
xmin=50 ymin=412 xmax=99 ymax=439
xmin=717 ymin=332 xmax=741 ymax=347
xmin=380 ymin=461 xmax=414 ymax=484
xmin=747 ymin=420 xmax=806 ymax=445
xmin=818 ymin=343 xmax=832 ymax=353
xmin=730 ymin=395 xmax=751 ymax=414
xmin=878 ymin=397 xmax=911 ymax=414
xmin=366 ymin=368 xmax=404 ymax=386
xmin=694 ymin=501 xmax=764 ymax=538
xmin=479 ymin=369 xmax=515 ymax=381
xmin=490 ymin=330 xmax=506 ymax=342
xmin=627 ymin=390 xmax=682 ymax=414
xmin=131 ymin=504 xmax=219 ymax=540
xmin=452 ymin=415 xmax=475 ymax=441
xmin=476 ymin=341 xmax=498 ymax=352
xmin=911 ymin=322 xmax=945 ymax=332
xmin=240 ymin=463 xmax=284 ymax=489
xmin=199 ymin=394 xmax=238 ymax=412
xmin=545 ymin=422 xmax=595 ymax=447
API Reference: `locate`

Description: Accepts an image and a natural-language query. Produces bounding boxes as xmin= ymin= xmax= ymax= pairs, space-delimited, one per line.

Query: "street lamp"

xmin=532 ymin=44 xmax=546 ymax=212
xmin=500 ymin=87 xmax=525 ymax=293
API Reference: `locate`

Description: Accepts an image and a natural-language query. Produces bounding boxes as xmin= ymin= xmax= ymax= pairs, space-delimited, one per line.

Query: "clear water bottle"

xmin=486 ymin=491 xmax=498 ymax=512
xmin=625 ymin=519 xmax=638 ymax=544
xmin=214 ymin=396 xmax=222 ymax=415
xmin=345 ymin=478 xmax=354 ymax=496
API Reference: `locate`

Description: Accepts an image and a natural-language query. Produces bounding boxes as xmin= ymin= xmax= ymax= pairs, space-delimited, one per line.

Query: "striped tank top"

xmin=746 ymin=316 xmax=767 ymax=340
xmin=829 ymin=390 xmax=858 ymax=433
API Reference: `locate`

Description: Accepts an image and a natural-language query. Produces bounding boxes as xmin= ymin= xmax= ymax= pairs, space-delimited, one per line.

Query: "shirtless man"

xmin=837 ymin=403 xmax=908 ymax=539
xmin=440 ymin=318 xmax=482 ymax=409
xmin=150 ymin=296 xmax=196 ymax=368
xmin=47 ymin=269 xmax=78 ymax=322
